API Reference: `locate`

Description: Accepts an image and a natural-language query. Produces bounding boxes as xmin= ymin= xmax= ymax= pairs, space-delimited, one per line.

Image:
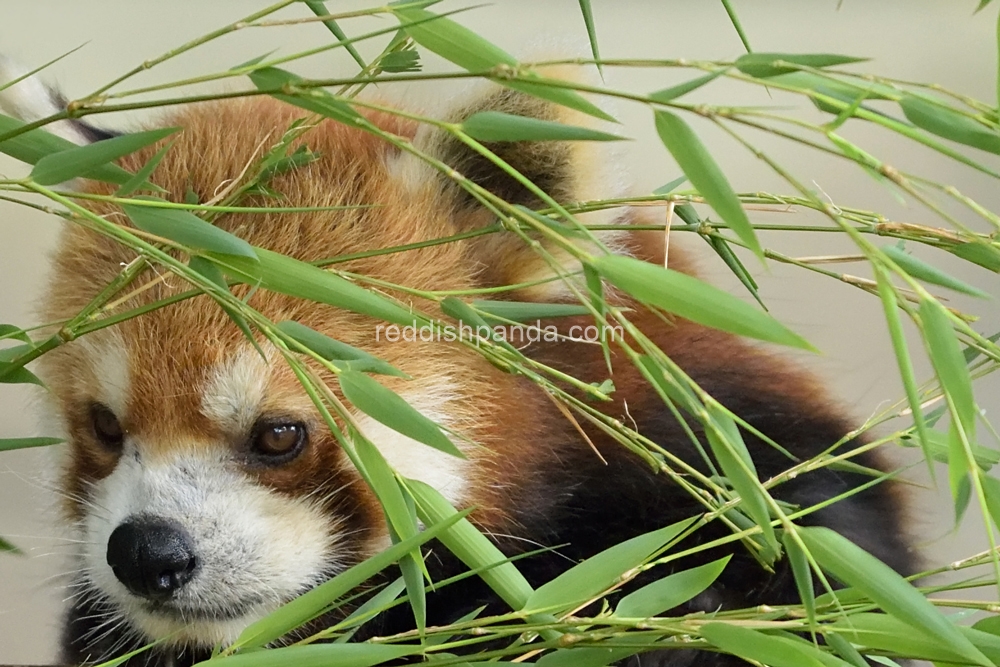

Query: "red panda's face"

xmin=27 ymin=74 xmax=631 ymax=654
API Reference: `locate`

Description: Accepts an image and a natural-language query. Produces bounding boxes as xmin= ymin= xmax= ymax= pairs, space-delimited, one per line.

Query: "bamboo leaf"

xmin=122 ymin=201 xmax=256 ymax=259
xmin=950 ymin=241 xmax=1000 ymax=272
xmin=339 ymin=370 xmax=463 ymax=458
xmin=472 ymin=300 xmax=591 ymax=322
xmin=920 ymin=299 xmax=977 ymax=436
xmin=577 ymin=0 xmax=602 ymax=76
xmin=303 ymin=0 xmax=367 ymax=71
xmin=703 ymin=234 xmax=765 ymax=309
xmin=116 ymin=139 xmax=174 ymax=196
xmin=536 ymin=646 xmax=639 ymax=667
xmin=203 ymin=643 xmax=417 ymax=667
xmin=830 ymin=613 xmax=999 ymax=664
xmin=615 ymin=556 xmax=729 ymax=618
xmin=461 ymin=111 xmax=624 ymax=142
xmin=407 ymin=480 xmax=535 ymax=611
xmin=735 ymin=53 xmax=868 ymax=79
xmin=31 ymin=127 xmax=178 ymax=185
xmin=883 ymin=245 xmax=989 ymax=298
xmin=392 ymin=7 xmax=615 ymax=122
xmin=219 ymin=249 xmax=418 ymax=327
xmin=782 ymin=532 xmax=816 ymax=627
xmin=0 ymin=536 xmax=21 ymax=554
xmin=649 ymin=70 xmax=726 ymax=103
xmin=593 ymin=255 xmax=814 ymax=350
xmin=701 ymin=623 xmax=828 ymax=667
xmin=874 ymin=269 xmax=934 ymax=480
xmin=0 ymin=324 xmax=29 ymax=343
xmin=232 ymin=508 xmax=469 ymax=649
xmin=653 ymin=110 xmax=762 ymax=260
xmin=980 ymin=472 xmax=1000 ymax=535
xmin=0 ymin=436 xmax=62 ymax=452
xmin=523 ymin=517 xmax=697 ymax=614
xmin=705 ymin=408 xmax=779 ymax=558
xmin=277 ymin=321 xmax=406 ymax=377
xmin=799 ymin=526 xmax=992 ymax=667
xmin=0 ymin=113 xmax=134 ymax=184
xmin=248 ymin=67 xmax=362 ymax=126
xmin=899 ymin=95 xmax=1000 ymax=155
xmin=0 ymin=362 xmax=43 ymax=386
xmin=721 ymin=0 xmax=753 ymax=53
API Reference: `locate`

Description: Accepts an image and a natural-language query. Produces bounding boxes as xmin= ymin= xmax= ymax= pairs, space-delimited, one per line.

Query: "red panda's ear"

xmin=0 ymin=56 xmax=118 ymax=147
xmin=389 ymin=66 xmax=634 ymax=300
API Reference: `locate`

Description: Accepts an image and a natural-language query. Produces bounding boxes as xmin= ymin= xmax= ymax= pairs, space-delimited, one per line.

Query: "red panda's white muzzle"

xmin=81 ymin=448 xmax=337 ymax=648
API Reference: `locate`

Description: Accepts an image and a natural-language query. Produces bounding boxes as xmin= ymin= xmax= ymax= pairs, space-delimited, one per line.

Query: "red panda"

xmin=0 ymin=61 xmax=912 ymax=667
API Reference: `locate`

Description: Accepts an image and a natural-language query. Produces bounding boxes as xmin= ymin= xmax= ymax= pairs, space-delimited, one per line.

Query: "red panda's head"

xmin=18 ymin=72 xmax=631 ymax=653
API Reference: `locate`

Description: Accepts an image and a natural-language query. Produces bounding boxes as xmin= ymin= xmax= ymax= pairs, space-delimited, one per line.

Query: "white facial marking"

xmin=351 ymin=382 xmax=470 ymax=506
xmin=79 ymin=332 xmax=131 ymax=418
xmin=201 ymin=349 xmax=269 ymax=435
xmin=82 ymin=448 xmax=337 ymax=648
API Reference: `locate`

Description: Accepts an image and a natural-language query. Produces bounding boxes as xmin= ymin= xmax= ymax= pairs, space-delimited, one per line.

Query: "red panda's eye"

xmin=252 ymin=422 xmax=307 ymax=460
xmin=90 ymin=404 xmax=124 ymax=450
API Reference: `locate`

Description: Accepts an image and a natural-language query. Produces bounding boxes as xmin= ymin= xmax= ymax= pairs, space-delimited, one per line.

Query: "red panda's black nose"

xmin=106 ymin=517 xmax=198 ymax=601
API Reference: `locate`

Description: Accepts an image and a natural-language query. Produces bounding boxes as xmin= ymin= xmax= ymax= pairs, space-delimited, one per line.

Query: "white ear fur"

xmin=0 ymin=56 xmax=97 ymax=145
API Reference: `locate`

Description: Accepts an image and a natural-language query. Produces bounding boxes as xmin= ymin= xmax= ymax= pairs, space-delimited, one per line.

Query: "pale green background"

xmin=1 ymin=1 xmax=998 ymax=663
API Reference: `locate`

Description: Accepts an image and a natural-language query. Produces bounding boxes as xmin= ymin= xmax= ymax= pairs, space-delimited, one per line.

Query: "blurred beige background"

xmin=1 ymin=1 xmax=998 ymax=663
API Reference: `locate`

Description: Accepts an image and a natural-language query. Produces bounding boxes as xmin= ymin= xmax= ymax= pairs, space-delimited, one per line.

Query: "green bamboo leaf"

xmin=232 ymin=507 xmax=469 ymax=648
xmin=0 ymin=344 xmax=29 ymax=362
xmin=122 ymin=201 xmax=256 ymax=259
xmin=874 ymin=269 xmax=933 ymax=480
xmin=303 ymin=0 xmax=367 ymax=71
xmin=824 ymin=632 xmax=869 ymax=667
xmin=899 ymin=95 xmax=1000 ymax=155
xmin=0 ymin=362 xmax=43 ymax=386
xmin=653 ymin=110 xmax=762 ymax=260
xmin=703 ymin=234 xmax=765 ymax=309
xmin=615 ymin=556 xmax=729 ymax=618
xmin=593 ymin=255 xmax=814 ymax=350
xmin=652 ymin=175 xmax=687 ymax=195
xmin=830 ymin=613 xmax=998 ymax=664
xmin=203 ymin=643 xmax=417 ymax=667
xmin=248 ymin=67 xmax=362 ymax=126
xmin=781 ymin=532 xmax=816 ymax=627
xmin=536 ymin=645 xmax=639 ymax=667
xmin=0 ymin=113 xmax=134 ymax=184
xmin=440 ymin=296 xmax=517 ymax=354
xmin=0 ymin=536 xmax=21 ymax=554
xmin=735 ymin=53 xmax=868 ymax=79
xmin=799 ymin=526 xmax=992 ymax=667
xmin=332 ymin=577 xmax=407 ymax=642
xmin=701 ymin=623 xmax=828 ymax=667
xmin=920 ymin=298 xmax=977 ymax=436
xmin=339 ymin=370 xmax=463 ymax=458
xmin=0 ymin=324 xmax=29 ymax=343
xmin=771 ymin=72 xmax=894 ymax=104
xmin=883 ymin=245 xmax=989 ymax=298
xmin=980 ymin=472 xmax=1000 ymax=535
xmin=950 ymin=241 xmax=1000 ymax=272
xmin=116 ymin=139 xmax=174 ymax=196
xmin=31 ymin=127 xmax=178 ymax=185
xmin=705 ymin=408 xmax=779 ymax=558
xmin=649 ymin=70 xmax=726 ymax=103
xmin=407 ymin=479 xmax=534 ymax=611
xmin=352 ymin=434 xmax=426 ymax=631
xmin=979 ymin=0 xmax=997 ymax=12
xmin=472 ymin=300 xmax=591 ymax=322
xmin=392 ymin=7 xmax=615 ymax=123
xmin=721 ymin=0 xmax=752 ymax=53
xmin=277 ymin=321 xmax=406 ymax=377
xmin=577 ymin=0 xmax=602 ymax=76
xmin=0 ymin=437 xmax=62 ymax=452
xmin=219 ymin=249 xmax=418 ymax=327
xmin=461 ymin=111 xmax=624 ymax=142
xmin=523 ymin=517 xmax=697 ymax=614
